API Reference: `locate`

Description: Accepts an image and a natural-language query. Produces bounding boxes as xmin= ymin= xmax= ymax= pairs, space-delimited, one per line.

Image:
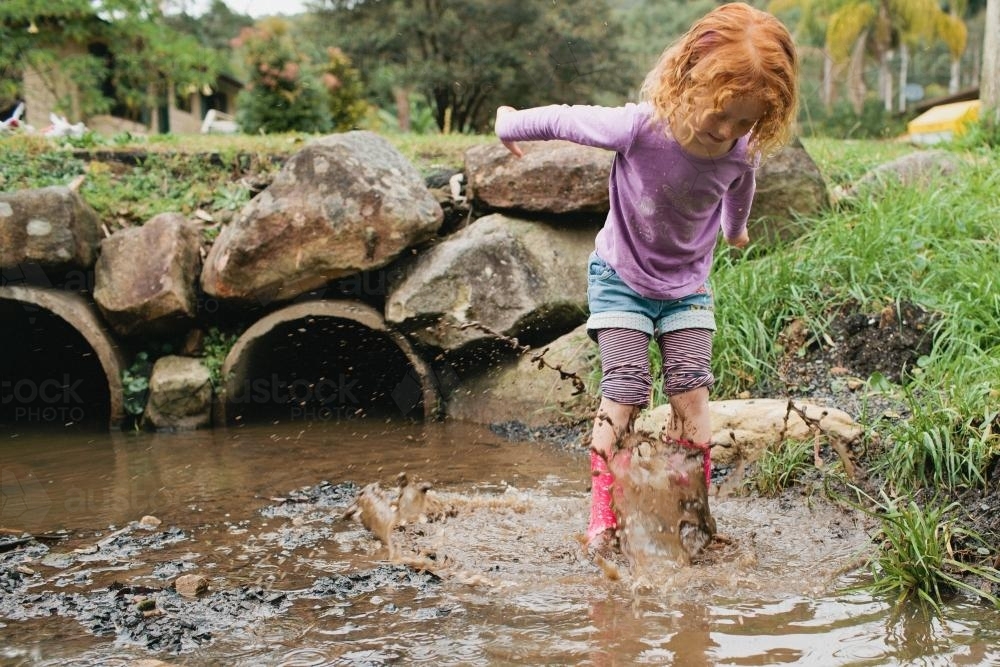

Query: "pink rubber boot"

xmin=672 ymin=438 xmax=713 ymax=487
xmin=586 ymin=449 xmax=617 ymax=545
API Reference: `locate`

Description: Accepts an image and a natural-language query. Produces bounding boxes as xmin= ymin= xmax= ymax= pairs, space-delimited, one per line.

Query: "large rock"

xmin=201 ymin=131 xmax=443 ymax=304
xmin=445 ymin=324 xmax=597 ymax=427
xmin=831 ymin=149 xmax=965 ymax=204
xmin=144 ymin=355 xmax=213 ymax=431
xmin=0 ymin=186 xmax=102 ymax=271
xmin=385 ymin=213 xmax=596 ymax=351
xmin=465 ymin=140 xmax=612 ymax=214
xmin=93 ymin=213 xmax=201 ymax=336
xmin=749 ymin=138 xmax=829 ymax=243
xmin=636 ymin=398 xmax=861 ymax=466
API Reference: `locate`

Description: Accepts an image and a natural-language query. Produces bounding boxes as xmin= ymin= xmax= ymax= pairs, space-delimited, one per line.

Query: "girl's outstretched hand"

xmin=495 ymin=106 xmax=523 ymax=157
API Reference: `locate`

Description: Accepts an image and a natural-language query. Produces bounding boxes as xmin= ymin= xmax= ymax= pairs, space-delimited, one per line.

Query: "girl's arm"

xmin=721 ymin=170 xmax=756 ymax=247
xmin=495 ymin=104 xmax=641 ymax=154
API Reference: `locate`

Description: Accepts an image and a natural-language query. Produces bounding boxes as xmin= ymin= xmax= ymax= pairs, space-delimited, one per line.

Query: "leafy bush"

xmin=122 ymin=351 xmax=153 ymax=419
xmin=319 ymin=47 xmax=369 ymax=132
xmin=203 ymin=327 xmax=238 ymax=392
xmin=0 ymin=136 xmax=85 ymax=188
xmin=232 ymin=20 xmax=331 ymax=135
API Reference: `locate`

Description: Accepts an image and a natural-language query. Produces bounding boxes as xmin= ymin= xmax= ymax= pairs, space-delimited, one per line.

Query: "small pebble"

xmin=174 ymin=573 xmax=209 ymax=598
xmin=139 ymin=515 xmax=162 ymax=530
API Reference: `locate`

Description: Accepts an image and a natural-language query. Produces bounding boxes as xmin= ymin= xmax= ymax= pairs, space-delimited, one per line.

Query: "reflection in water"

xmin=1 ymin=420 xmax=999 ymax=666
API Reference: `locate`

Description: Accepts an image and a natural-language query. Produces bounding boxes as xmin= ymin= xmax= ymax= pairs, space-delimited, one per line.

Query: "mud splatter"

xmin=609 ymin=432 xmax=716 ymax=571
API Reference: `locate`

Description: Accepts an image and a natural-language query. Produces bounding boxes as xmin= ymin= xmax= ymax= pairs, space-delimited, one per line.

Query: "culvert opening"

xmin=223 ymin=314 xmax=430 ymax=425
xmin=0 ymin=300 xmax=111 ymax=430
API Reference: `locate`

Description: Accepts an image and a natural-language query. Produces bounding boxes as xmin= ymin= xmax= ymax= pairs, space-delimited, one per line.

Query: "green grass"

xmin=706 ymin=139 xmax=1000 ymax=610
xmin=0 ymin=130 xmax=483 ymax=228
xmin=710 ymin=142 xmax=1000 ymax=443
xmin=847 ymin=488 xmax=1000 ymax=611
xmin=747 ymin=438 xmax=815 ymax=496
xmin=383 ymin=131 xmax=489 ymax=174
xmin=799 ymin=137 xmax=918 ymax=187
xmin=873 ymin=400 xmax=998 ymax=493
xmin=114 ymin=128 xmax=486 ymax=174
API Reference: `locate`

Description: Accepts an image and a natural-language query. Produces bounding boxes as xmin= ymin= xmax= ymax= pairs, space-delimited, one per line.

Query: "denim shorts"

xmin=585 ymin=252 xmax=716 ymax=341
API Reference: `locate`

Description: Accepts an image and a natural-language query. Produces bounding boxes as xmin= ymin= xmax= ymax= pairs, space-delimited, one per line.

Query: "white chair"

xmin=201 ymin=109 xmax=240 ymax=134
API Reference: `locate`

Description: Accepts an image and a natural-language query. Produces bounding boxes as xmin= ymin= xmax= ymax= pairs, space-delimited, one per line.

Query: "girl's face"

xmin=677 ymin=95 xmax=766 ymax=157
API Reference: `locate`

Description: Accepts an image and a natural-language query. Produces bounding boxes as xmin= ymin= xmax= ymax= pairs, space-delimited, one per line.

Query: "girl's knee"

xmin=662 ymin=369 xmax=714 ymax=396
xmin=601 ymin=366 xmax=652 ymax=407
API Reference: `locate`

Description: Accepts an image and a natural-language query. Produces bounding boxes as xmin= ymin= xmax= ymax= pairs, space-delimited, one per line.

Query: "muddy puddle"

xmin=2 ymin=420 xmax=999 ymax=666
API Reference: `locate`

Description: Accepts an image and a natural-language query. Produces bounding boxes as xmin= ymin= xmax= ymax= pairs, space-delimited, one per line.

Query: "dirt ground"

xmin=766 ymin=299 xmax=1000 ymax=587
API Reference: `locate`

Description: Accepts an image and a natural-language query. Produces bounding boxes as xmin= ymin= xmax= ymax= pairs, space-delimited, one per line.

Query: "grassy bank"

xmin=2 ymin=129 xmax=998 ymax=610
xmin=0 ymin=131 xmax=482 ymax=229
xmin=712 ymin=137 xmax=1000 ymax=609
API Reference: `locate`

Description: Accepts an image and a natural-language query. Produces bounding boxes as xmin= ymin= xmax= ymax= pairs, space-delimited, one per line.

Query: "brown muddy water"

xmin=1 ymin=419 xmax=999 ymax=666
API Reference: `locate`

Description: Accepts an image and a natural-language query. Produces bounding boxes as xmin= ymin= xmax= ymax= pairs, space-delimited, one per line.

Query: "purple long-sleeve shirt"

xmin=495 ymin=102 xmax=756 ymax=300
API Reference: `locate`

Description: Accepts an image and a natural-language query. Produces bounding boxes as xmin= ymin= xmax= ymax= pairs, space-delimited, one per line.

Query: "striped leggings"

xmin=596 ymin=327 xmax=714 ymax=408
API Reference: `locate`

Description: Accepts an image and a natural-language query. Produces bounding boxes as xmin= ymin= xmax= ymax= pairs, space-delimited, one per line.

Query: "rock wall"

xmin=0 ymin=131 xmax=830 ymax=432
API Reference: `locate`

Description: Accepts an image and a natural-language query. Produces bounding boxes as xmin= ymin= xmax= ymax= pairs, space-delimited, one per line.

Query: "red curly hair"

xmin=640 ymin=2 xmax=799 ymax=160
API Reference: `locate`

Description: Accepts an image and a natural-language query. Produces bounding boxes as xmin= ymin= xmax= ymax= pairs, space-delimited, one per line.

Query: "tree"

xmin=825 ymin=0 xmax=954 ymax=114
xmin=318 ymin=47 xmax=370 ymax=131
xmin=619 ymin=0 xmax=717 ymax=93
xmin=305 ymin=0 xmax=632 ymax=133
xmin=939 ymin=0 xmax=970 ymax=94
xmin=0 ymin=2 xmax=110 ymax=118
xmin=232 ymin=18 xmax=331 ymax=134
xmin=0 ymin=0 xmax=224 ymax=123
xmin=892 ymin=0 xmax=941 ymax=112
xmin=769 ymin=0 xmax=849 ymax=111
xmin=983 ymin=0 xmax=1000 ymax=124
xmin=164 ymin=0 xmax=255 ymax=53
xmin=825 ymin=1 xmax=877 ymax=114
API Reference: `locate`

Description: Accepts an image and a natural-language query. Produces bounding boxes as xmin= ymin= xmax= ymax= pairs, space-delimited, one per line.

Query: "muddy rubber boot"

xmin=586 ymin=449 xmax=617 ymax=546
xmin=677 ymin=438 xmax=712 ymax=486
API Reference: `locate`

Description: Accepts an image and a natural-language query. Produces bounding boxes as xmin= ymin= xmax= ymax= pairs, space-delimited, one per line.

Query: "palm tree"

xmin=892 ymin=0 xmax=941 ymax=111
xmin=825 ymin=0 xmax=954 ymax=114
xmin=825 ymin=0 xmax=879 ymax=113
xmin=768 ymin=0 xmax=845 ymax=110
xmin=984 ymin=0 xmax=999 ymax=123
xmin=938 ymin=0 xmax=970 ymax=94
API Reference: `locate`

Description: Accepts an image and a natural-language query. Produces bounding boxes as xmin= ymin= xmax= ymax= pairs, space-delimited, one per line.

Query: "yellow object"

xmin=907 ymin=100 xmax=980 ymax=144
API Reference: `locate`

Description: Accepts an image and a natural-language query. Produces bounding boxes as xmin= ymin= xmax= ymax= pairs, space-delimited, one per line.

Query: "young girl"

xmin=495 ymin=2 xmax=799 ymax=547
